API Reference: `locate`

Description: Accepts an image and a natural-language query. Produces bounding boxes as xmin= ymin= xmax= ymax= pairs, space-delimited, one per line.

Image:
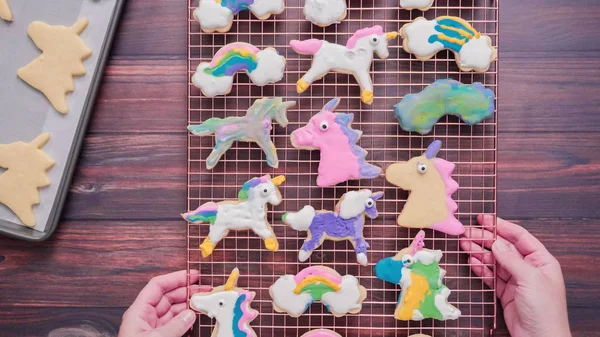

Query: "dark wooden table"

xmin=1 ymin=0 xmax=599 ymax=336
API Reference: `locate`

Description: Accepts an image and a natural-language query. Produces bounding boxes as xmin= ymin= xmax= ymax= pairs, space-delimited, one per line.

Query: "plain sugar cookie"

xmin=0 ymin=0 xmax=13 ymax=21
xmin=400 ymin=0 xmax=434 ymax=11
xmin=304 ymin=0 xmax=347 ymax=27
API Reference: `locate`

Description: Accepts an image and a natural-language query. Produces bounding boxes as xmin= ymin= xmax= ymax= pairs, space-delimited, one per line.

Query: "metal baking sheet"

xmin=0 ymin=0 xmax=124 ymax=240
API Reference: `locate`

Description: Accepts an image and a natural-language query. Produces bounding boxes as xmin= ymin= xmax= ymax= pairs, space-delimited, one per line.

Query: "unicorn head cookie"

xmin=386 ymin=140 xmax=464 ymax=235
xmin=194 ymin=0 xmax=285 ymax=33
xmin=290 ymin=98 xmax=382 ymax=187
xmin=190 ymin=269 xmax=258 ymax=337
xmin=375 ymin=231 xmax=461 ymax=321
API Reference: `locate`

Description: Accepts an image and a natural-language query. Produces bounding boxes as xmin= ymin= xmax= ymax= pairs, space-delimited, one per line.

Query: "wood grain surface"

xmin=1 ymin=0 xmax=599 ymax=336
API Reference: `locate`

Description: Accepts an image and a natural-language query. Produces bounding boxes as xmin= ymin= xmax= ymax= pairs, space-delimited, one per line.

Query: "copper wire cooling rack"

xmin=187 ymin=0 xmax=498 ymax=336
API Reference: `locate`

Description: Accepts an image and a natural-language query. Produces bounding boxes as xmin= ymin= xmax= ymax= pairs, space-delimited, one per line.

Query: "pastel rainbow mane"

xmin=205 ymin=43 xmax=260 ymax=77
xmin=429 ymin=16 xmax=481 ymax=53
xmin=334 ymin=112 xmax=380 ymax=179
xmin=293 ymin=267 xmax=342 ymax=300
xmin=346 ymin=25 xmax=384 ymax=48
xmin=238 ymin=174 xmax=270 ymax=200
xmin=220 ymin=0 xmax=254 ymax=14
xmin=232 ymin=291 xmax=258 ymax=337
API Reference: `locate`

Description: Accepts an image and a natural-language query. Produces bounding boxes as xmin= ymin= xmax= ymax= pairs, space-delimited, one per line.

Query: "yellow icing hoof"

xmin=361 ymin=90 xmax=374 ymax=104
xmin=297 ymin=79 xmax=309 ymax=94
xmin=264 ymin=237 xmax=279 ymax=251
xmin=200 ymin=238 xmax=216 ymax=257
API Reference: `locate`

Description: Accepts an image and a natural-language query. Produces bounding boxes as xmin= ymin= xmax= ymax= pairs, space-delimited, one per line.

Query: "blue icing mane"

xmin=428 ymin=16 xmax=480 ymax=53
xmin=220 ymin=0 xmax=255 ymax=15
xmin=335 ymin=113 xmax=382 ymax=179
xmin=232 ymin=293 xmax=247 ymax=337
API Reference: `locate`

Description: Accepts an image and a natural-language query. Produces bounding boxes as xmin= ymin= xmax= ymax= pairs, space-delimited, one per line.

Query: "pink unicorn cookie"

xmin=290 ymin=26 xmax=398 ymax=104
xmin=301 ymin=330 xmax=342 ymax=337
xmin=385 ymin=140 xmax=464 ymax=235
xmin=290 ymin=98 xmax=382 ymax=187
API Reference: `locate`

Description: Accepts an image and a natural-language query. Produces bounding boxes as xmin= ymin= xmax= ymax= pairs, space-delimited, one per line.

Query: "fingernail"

xmin=182 ymin=310 xmax=195 ymax=324
xmin=492 ymin=240 xmax=507 ymax=252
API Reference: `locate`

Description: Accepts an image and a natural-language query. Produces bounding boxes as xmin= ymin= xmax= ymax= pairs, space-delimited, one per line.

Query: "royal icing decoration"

xmin=304 ymin=0 xmax=347 ymax=27
xmin=385 ymin=140 xmax=464 ymax=235
xmin=17 ymin=19 xmax=92 ymax=114
xmin=290 ymin=98 xmax=382 ymax=187
xmin=400 ymin=0 xmax=434 ymax=11
xmin=400 ymin=16 xmax=497 ymax=72
xmin=0 ymin=133 xmax=54 ymax=227
xmin=283 ymin=189 xmax=383 ymax=266
xmin=302 ymin=330 xmax=342 ymax=337
xmin=190 ymin=269 xmax=258 ymax=337
xmin=188 ymin=98 xmax=295 ymax=170
xmin=192 ymin=43 xmax=286 ymax=97
xmin=0 ymin=0 xmax=13 ymax=21
xmin=290 ymin=26 xmax=398 ymax=104
xmin=194 ymin=0 xmax=285 ymax=33
xmin=395 ymin=79 xmax=495 ymax=135
xmin=270 ymin=266 xmax=366 ymax=317
xmin=375 ymin=231 xmax=461 ymax=321
xmin=181 ymin=174 xmax=285 ymax=257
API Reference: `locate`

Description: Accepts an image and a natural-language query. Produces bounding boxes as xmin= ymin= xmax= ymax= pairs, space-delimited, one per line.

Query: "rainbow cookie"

xmin=400 ymin=16 xmax=497 ymax=72
xmin=400 ymin=0 xmax=434 ymax=11
xmin=375 ymin=231 xmax=461 ymax=321
xmin=188 ymin=98 xmax=295 ymax=170
xmin=304 ymin=0 xmax=347 ymax=27
xmin=385 ymin=140 xmax=464 ymax=235
xmin=270 ymin=266 xmax=367 ymax=317
xmin=395 ymin=79 xmax=495 ymax=135
xmin=190 ymin=269 xmax=258 ymax=337
xmin=290 ymin=26 xmax=398 ymax=104
xmin=283 ymin=189 xmax=384 ymax=266
xmin=301 ymin=330 xmax=342 ymax=337
xmin=290 ymin=98 xmax=382 ymax=187
xmin=181 ymin=175 xmax=286 ymax=257
xmin=192 ymin=42 xmax=286 ymax=97
xmin=194 ymin=0 xmax=285 ymax=33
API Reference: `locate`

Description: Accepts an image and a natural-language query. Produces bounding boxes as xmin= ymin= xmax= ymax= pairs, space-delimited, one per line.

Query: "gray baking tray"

xmin=0 ymin=0 xmax=125 ymax=241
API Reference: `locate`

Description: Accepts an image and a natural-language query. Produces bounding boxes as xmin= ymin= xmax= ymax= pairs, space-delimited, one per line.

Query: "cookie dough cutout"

xmin=17 ymin=18 xmax=92 ymax=114
xmin=0 ymin=133 xmax=55 ymax=227
xmin=0 ymin=0 xmax=13 ymax=21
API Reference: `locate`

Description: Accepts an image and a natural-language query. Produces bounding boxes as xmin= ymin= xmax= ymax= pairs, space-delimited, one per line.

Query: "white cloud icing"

xmin=192 ymin=63 xmax=234 ymax=97
xmin=248 ymin=48 xmax=286 ymax=86
xmin=194 ymin=0 xmax=233 ymax=31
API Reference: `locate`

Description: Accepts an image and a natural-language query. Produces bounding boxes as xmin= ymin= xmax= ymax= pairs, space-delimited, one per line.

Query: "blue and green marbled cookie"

xmin=395 ymin=79 xmax=495 ymax=135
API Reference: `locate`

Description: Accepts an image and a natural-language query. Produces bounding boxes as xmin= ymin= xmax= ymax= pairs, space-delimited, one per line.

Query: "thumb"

xmin=153 ymin=309 xmax=196 ymax=337
xmin=492 ymin=240 xmax=535 ymax=283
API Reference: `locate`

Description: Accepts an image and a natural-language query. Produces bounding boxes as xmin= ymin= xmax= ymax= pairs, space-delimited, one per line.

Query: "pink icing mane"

xmin=294 ymin=267 xmax=342 ymax=284
xmin=430 ymin=158 xmax=464 ymax=235
xmin=237 ymin=291 xmax=258 ymax=337
xmin=210 ymin=42 xmax=260 ymax=67
xmin=346 ymin=25 xmax=384 ymax=49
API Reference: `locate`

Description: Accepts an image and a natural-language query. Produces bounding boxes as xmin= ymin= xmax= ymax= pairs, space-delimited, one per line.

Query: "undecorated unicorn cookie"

xmin=194 ymin=0 xmax=285 ymax=33
xmin=283 ymin=189 xmax=383 ymax=266
xmin=400 ymin=0 xmax=434 ymax=11
xmin=290 ymin=98 xmax=382 ymax=187
xmin=270 ymin=266 xmax=367 ymax=317
xmin=375 ymin=231 xmax=461 ymax=321
xmin=0 ymin=0 xmax=13 ymax=21
xmin=302 ymin=330 xmax=342 ymax=337
xmin=181 ymin=174 xmax=285 ymax=257
xmin=188 ymin=98 xmax=295 ymax=170
xmin=304 ymin=0 xmax=347 ymax=27
xmin=395 ymin=79 xmax=495 ymax=134
xmin=190 ymin=268 xmax=258 ymax=337
xmin=290 ymin=26 xmax=398 ymax=104
xmin=385 ymin=140 xmax=464 ymax=235
xmin=400 ymin=16 xmax=497 ymax=72
xmin=193 ymin=42 xmax=286 ymax=97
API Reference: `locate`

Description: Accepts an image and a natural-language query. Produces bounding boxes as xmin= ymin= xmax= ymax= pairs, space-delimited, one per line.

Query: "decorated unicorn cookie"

xmin=304 ymin=0 xmax=347 ymax=27
xmin=302 ymin=330 xmax=342 ymax=337
xmin=400 ymin=0 xmax=434 ymax=11
xmin=283 ymin=190 xmax=383 ymax=266
xmin=376 ymin=231 xmax=461 ymax=321
xmin=270 ymin=266 xmax=367 ymax=317
xmin=190 ymin=268 xmax=258 ymax=337
xmin=194 ymin=0 xmax=285 ymax=33
xmin=290 ymin=98 xmax=382 ymax=187
xmin=395 ymin=79 xmax=495 ymax=134
xmin=401 ymin=16 xmax=497 ymax=72
xmin=181 ymin=174 xmax=285 ymax=257
xmin=188 ymin=98 xmax=296 ymax=170
xmin=193 ymin=42 xmax=286 ymax=97
xmin=290 ymin=26 xmax=398 ymax=104
xmin=386 ymin=140 xmax=464 ymax=235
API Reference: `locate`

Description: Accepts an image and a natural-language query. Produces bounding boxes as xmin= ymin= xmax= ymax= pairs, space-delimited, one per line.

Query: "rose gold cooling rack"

xmin=187 ymin=0 xmax=498 ymax=336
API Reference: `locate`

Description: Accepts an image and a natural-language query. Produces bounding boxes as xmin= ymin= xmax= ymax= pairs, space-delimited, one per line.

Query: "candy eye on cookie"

xmin=370 ymin=36 xmax=379 ymax=45
xmin=365 ymin=198 xmax=375 ymax=208
xmin=319 ymin=121 xmax=329 ymax=131
xmin=417 ymin=162 xmax=427 ymax=174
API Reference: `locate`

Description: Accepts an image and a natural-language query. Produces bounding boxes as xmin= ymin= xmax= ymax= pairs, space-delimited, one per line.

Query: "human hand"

xmin=118 ymin=270 xmax=202 ymax=337
xmin=460 ymin=215 xmax=571 ymax=337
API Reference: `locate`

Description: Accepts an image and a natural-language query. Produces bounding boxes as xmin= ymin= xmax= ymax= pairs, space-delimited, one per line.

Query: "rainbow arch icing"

xmin=429 ymin=16 xmax=480 ymax=53
xmin=205 ymin=43 xmax=260 ymax=77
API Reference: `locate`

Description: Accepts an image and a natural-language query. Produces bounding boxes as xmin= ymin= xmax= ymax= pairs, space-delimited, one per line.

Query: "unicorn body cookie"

xmin=395 ymin=79 xmax=495 ymax=134
xmin=400 ymin=0 xmax=434 ymax=11
xmin=283 ymin=190 xmax=383 ymax=266
xmin=193 ymin=43 xmax=286 ymax=97
xmin=401 ymin=16 xmax=497 ymax=72
xmin=290 ymin=26 xmax=398 ymax=104
xmin=181 ymin=175 xmax=285 ymax=257
xmin=270 ymin=266 xmax=367 ymax=317
xmin=375 ymin=231 xmax=461 ymax=321
xmin=0 ymin=0 xmax=13 ymax=21
xmin=304 ymin=0 xmax=347 ymax=27
xmin=188 ymin=98 xmax=295 ymax=170
xmin=190 ymin=269 xmax=258 ymax=337
xmin=386 ymin=140 xmax=464 ymax=235
xmin=194 ymin=0 xmax=285 ymax=33
xmin=290 ymin=98 xmax=382 ymax=187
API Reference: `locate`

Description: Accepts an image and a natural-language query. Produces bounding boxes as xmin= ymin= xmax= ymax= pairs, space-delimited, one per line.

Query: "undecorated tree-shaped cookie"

xmin=0 ymin=133 xmax=55 ymax=227
xmin=17 ymin=18 xmax=92 ymax=114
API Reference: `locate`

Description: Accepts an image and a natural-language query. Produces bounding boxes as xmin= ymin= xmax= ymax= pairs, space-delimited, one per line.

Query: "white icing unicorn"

xmin=290 ymin=26 xmax=398 ymax=104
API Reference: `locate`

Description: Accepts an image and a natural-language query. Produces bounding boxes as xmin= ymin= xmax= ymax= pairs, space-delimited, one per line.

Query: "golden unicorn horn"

xmin=224 ymin=268 xmax=239 ymax=291
xmin=271 ymin=175 xmax=286 ymax=186
xmin=386 ymin=31 xmax=399 ymax=40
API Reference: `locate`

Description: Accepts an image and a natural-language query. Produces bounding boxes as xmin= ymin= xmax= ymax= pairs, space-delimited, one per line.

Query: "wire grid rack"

xmin=187 ymin=0 xmax=498 ymax=336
